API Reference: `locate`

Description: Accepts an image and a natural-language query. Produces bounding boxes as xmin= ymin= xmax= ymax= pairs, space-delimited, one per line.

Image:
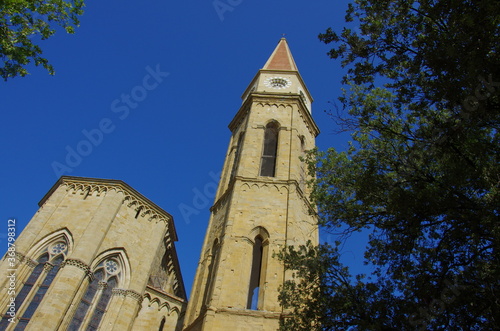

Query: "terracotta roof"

xmin=262 ymin=38 xmax=298 ymax=71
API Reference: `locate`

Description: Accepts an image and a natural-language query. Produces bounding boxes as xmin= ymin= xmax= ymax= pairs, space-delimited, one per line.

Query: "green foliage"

xmin=279 ymin=0 xmax=500 ymax=329
xmin=277 ymin=242 xmax=408 ymax=330
xmin=0 ymin=0 xmax=84 ymax=80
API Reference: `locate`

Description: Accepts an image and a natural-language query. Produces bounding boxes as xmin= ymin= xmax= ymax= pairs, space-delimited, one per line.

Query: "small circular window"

xmin=104 ymin=259 xmax=120 ymax=275
xmin=50 ymin=242 xmax=67 ymax=255
xmin=264 ymin=76 xmax=292 ymax=89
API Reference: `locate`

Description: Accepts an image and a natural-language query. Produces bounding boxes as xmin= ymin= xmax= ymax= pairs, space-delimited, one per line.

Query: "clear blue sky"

xmin=1 ymin=0 xmax=366 ymax=297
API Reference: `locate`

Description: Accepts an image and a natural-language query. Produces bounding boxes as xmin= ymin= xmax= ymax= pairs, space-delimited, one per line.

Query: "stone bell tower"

xmin=183 ymin=38 xmax=320 ymax=331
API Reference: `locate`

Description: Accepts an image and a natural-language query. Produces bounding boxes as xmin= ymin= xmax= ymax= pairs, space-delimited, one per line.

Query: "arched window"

xmin=68 ymin=258 xmax=122 ymax=330
xmin=158 ymin=316 xmax=166 ymax=331
xmin=260 ymin=122 xmax=279 ymax=177
xmin=247 ymin=236 xmax=264 ymax=310
xmin=0 ymin=241 xmax=68 ymax=329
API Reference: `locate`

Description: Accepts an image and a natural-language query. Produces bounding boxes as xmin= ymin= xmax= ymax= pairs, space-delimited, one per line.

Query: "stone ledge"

xmin=213 ymin=306 xmax=281 ymax=319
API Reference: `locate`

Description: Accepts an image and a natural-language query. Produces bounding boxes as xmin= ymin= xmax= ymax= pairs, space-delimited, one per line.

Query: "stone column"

xmin=24 ymin=260 xmax=90 ymax=330
xmin=110 ymin=290 xmax=143 ymax=331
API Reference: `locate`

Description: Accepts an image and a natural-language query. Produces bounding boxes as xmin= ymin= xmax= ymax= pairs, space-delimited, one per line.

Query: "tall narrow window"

xmin=299 ymin=135 xmax=306 ymax=190
xmin=0 ymin=241 xmax=67 ymax=329
xmin=158 ymin=317 xmax=166 ymax=331
xmin=247 ymin=236 xmax=263 ymax=310
xmin=260 ymin=122 xmax=279 ymax=177
xmin=68 ymin=258 xmax=121 ymax=331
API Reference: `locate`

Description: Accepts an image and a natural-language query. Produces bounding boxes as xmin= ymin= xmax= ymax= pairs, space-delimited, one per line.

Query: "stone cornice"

xmin=112 ymin=288 xmax=144 ymax=303
xmin=213 ymin=306 xmax=282 ymax=319
xmin=11 ymin=252 xmax=37 ymax=268
xmin=211 ymin=176 xmax=316 ymax=217
xmin=61 ymin=258 xmax=93 ymax=279
xmin=228 ymin=93 xmax=320 ymax=138
xmin=39 ymin=176 xmax=178 ymax=241
xmin=145 ymin=285 xmax=187 ymax=305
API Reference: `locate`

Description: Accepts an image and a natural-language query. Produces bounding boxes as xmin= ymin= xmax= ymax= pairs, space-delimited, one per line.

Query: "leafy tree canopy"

xmin=279 ymin=1 xmax=500 ymax=329
xmin=0 ymin=0 xmax=84 ymax=80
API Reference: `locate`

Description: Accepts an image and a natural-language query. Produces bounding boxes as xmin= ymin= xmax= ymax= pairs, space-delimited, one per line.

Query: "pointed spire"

xmin=262 ymin=38 xmax=298 ymax=71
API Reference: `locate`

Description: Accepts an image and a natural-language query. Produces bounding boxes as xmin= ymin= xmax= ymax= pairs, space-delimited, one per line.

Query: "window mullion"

xmin=79 ymin=282 xmax=106 ymax=331
xmin=12 ymin=262 xmax=52 ymax=328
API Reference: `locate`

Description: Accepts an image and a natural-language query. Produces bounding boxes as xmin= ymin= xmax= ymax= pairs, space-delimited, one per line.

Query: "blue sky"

xmin=0 ymin=0 xmax=367 ymax=297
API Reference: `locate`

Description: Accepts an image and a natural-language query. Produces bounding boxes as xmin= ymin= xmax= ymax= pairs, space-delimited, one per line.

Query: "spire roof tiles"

xmin=262 ymin=37 xmax=298 ymax=71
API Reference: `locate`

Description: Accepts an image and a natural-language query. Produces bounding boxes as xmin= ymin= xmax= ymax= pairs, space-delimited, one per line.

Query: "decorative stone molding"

xmin=127 ymin=290 xmax=143 ymax=303
xmin=65 ymin=181 xmax=113 ymax=197
xmin=210 ymin=185 xmax=231 ymax=213
xmin=255 ymin=101 xmax=293 ymax=110
xmin=216 ymin=307 xmax=282 ymax=319
xmin=43 ymin=262 xmax=55 ymax=272
xmin=14 ymin=252 xmax=25 ymax=261
xmin=112 ymin=288 xmax=144 ymax=303
xmin=13 ymin=252 xmax=36 ymax=268
xmin=25 ymin=258 xmax=38 ymax=268
xmin=13 ymin=252 xmax=26 ymax=265
xmin=61 ymin=258 xmax=93 ymax=279
xmin=228 ymin=105 xmax=250 ymax=133
xmin=123 ymin=194 xmax=169 ymax=224
xmin=228 ymin=93 xmax=319 ymax=137
xmin=145 ymin=285 xmax=187 ymax=307
xmin=40 ymin=177 xmax=174 ymax=228
xmin=112 ymin=288 xmax=128 ymax=296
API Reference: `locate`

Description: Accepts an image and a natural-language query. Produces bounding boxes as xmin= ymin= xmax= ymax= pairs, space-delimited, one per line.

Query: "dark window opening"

xmin=260 ymin=122 xmax=279 ymax=177
xmin=247 ymin=236 xmax=263 ymax=309
xmin=159 ymin=317 xmax=166 ymax=331
xmin=68 ymin=259 xmax=120 ymax=330
xmin=1 ymin=241 xmax=67 ymax=330
xmin=67 ymin=269 xmax=103 ymax=331
xmin=19 ymin=255 xmax=64 ymax=324
xmin=87 ymin=276 xmax=116 ymax=330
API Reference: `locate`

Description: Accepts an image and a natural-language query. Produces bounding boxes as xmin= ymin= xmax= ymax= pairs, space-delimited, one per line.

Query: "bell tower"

xmin=183 ymin=38 xmax=319 ymax=331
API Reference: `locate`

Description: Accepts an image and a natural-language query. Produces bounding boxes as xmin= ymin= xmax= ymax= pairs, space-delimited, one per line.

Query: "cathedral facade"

xmin=0 ymin=38 xmax=319 ymax=331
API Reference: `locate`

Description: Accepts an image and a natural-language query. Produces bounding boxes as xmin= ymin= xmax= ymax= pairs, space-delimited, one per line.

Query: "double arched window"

xmin=260 ymin=121 xmax=280 ymax=177
xmin=0 ymin=240 xmax=68 ymax=329
xmin=68 ymin=257 xmax=123 ymax=330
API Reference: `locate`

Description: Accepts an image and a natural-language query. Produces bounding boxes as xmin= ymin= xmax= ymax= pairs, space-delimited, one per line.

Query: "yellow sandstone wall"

xmin=0 ymin=177 xmax=186 ymax=331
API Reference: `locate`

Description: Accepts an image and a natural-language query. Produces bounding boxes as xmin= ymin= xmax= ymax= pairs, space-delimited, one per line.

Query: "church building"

xmin=0 ymin=38 xmax=319 ymax=331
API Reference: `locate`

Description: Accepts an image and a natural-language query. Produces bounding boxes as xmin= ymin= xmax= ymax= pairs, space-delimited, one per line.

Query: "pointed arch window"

xmin=260 ymin=122 xmax=279 ymax=177
xmin=247 ymin=236 xmax=264 ymax=310
xmin=0 ymin=241 xmax=68 ymax=329
xmin=68 ymin=258 xmax=122 ymax=331
xmin=158 ymin=316 xmax=166 ymax=331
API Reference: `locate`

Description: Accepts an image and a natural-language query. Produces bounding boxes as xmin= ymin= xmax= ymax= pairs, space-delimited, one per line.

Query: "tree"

xmin=279 ymin=0 xmax=500 ymax=329
xmin=0 ymin=0 xmax=84 ymax=80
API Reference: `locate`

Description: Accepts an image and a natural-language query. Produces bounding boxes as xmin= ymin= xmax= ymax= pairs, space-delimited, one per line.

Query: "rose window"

xmin=50 ymin=242 xmax=67 ymax=255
